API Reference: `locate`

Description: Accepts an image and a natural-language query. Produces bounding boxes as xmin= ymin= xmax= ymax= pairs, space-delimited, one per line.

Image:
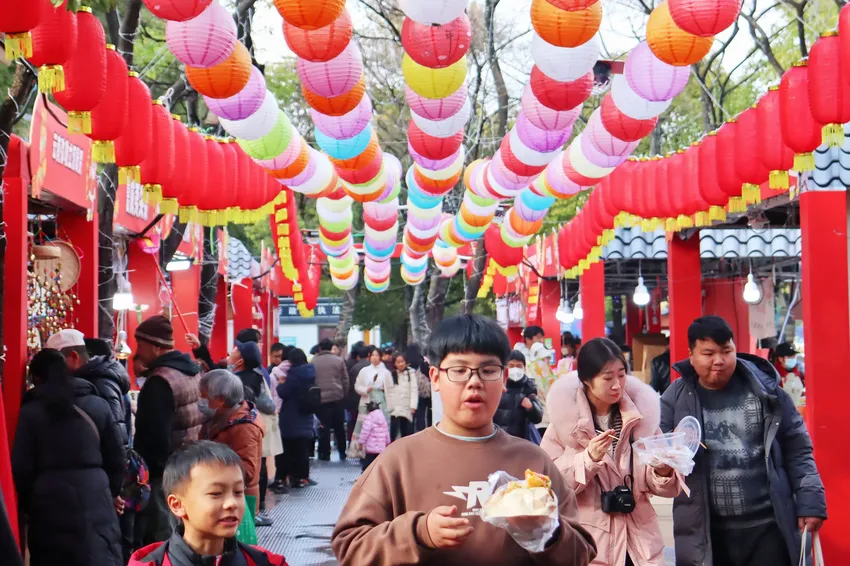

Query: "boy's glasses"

xmin=439 ymin=365 xmax=505 ymax=382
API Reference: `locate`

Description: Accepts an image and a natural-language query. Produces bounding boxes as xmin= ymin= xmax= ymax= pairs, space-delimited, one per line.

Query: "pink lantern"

xmin=585 ymin=109 xmax=639 ymax=158
xmin=312 ymin=95 xmax=372 ymax=139
xmin=515 ymin=111 xmax=572 ymax=152
xmin=410 ymin=97 xmax=471 ymax=138
xmin=165 ymin=2 xmax=237 ymax=68
xmin=624 ymin=40 xmax=690 ymax=102
xmin=521 ymin=85 xmax=581 ymax=131
xmin=297 ymin=42 xmax=363 ymax=98
xmin=143 ymin=0 xmax=213 ymax=22
xmin=508 ymin=129 xmax=560 ymax=167
xmin=405 ymin=84 xmax=467 ymax=120
xmin=258 ymin=135 xmax=304 ymax=170
xmin=580 ymin=133 xmax=631 ymax=168
xmin=409 ymin=142 xmax=464 ymax=171
xmin=401 ymin=14 xmax=471 ymax=69
xmin=203 ymin=66 xmax=266 ymax=120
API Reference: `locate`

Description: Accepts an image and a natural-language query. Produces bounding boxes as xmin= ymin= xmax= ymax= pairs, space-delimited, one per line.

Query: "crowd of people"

xmin=4 ymin=310 xmax=827 ymax=566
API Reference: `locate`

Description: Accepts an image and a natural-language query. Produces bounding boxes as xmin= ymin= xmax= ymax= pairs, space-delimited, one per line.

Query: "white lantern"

xmin=569 ymin=137 xmax=616 ymax=179
xmin=219 ymin=89 xmax=279 ymax=140
xmin=611 ymin=74 xmax=672 ymax=120
xmin=411 ymin=97 xmax=471 ymax=138
xmin=508 ymin=128 xmax=561 ymax=167
xmin=531 ymin=32 xmax=600 ymax=83
xmin=399 ymin=0 xmax=468 ymax=25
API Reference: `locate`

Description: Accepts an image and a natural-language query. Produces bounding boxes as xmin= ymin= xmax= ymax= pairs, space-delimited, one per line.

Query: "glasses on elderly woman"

xmin=438 ymin=365 xmax=505 ymax=383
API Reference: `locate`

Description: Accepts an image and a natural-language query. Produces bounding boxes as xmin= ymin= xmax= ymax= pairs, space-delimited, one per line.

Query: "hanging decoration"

xmin=26 ymin=0 xmax=77 ymax=93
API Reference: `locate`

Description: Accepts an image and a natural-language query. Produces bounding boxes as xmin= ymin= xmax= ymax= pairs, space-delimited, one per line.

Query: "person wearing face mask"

xmin=493 ymin=350 xmax=543 ymax=443
xmin=772 ymin=342 xmax=802 ymax=385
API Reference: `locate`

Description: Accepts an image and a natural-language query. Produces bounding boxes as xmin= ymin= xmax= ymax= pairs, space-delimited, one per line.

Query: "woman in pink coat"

xmin=541 ymin=338 xmax=683 ymax=566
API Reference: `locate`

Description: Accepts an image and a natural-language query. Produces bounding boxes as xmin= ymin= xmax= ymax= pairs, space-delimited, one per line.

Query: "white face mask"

xmin=508 ymin=367 xmax=525 ymax=382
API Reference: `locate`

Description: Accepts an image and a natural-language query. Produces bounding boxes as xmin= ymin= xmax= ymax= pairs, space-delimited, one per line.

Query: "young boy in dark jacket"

xmin=331 ymin=314 xmax=596 ymax=566
xmin=129 ymin=441 xmax=287 ymax=566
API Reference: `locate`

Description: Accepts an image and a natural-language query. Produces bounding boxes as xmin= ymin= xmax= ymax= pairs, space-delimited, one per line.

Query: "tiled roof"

xmin=603 ymin=227 xmax=801 ymax=260
xmin=812 ymin=123 xmax=850 ymax=189
xmin=227 ymin=236 xmax=259 ymax=280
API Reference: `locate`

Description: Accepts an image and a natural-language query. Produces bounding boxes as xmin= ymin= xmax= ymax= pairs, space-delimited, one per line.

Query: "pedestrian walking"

xmin=348 ymin=348 xmax=390 ymax=459
xmin=358 ymin=401 xmax=391 ymax=472
xmin=385 ymin=352 xmax=418 ymax=441
xmin=406 ymin=343 xmax=433 ymax=432
xmin=345 ymin=346 xmax=371 ymax=442
xmin=494 ymin=350 xmax=543 ymax=443
xmin=277 ymin=348 xmax=317 ymax=488
xmin=312 ymin=338 xmax=350 ymax=461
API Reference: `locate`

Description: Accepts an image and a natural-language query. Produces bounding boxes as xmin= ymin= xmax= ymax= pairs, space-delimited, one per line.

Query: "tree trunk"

xmin=409 ymin=276 xmax=428 ymax=345
xmin=97 ymin=165 xmax=119 ymax=340
xmin=485 ymin=0 xmax=508 ymax=141
xmin=462 ymin=241 xmax=488 ymax=314
xmin=335 ymin=283 xmax=360 ymax=345
xmin=160 ymin=222 xmax=188 ymax=269
xmin=426 ymin=266 xmax=450 ymax=332
xmin=199 ymin=228 xmax=219 ymax=343
xmin=0 ymin=62 xmax=37 ymax=384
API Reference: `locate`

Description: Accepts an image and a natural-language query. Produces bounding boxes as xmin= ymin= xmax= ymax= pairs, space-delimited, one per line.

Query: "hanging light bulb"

xmin=633 ymin=276 xmax=651 ymax=307
xmin=114 ymin=330 xmax=132 ymax=360
xmin=113 ymin=291 xmax=134 ymax=311
xmin=556 ymin=300 xmax=574 ymax=324
xmin=573 ymin=294 xmax=584 ymax=320
xmin=743 ymin=273 xmax=762 ymax=304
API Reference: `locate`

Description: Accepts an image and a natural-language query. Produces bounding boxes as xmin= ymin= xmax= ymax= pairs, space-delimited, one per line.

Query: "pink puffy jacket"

xmin=541 ymin=372 xmax=684 ymax=566
xmin=358 ymin=409 xmax=391 ymax=455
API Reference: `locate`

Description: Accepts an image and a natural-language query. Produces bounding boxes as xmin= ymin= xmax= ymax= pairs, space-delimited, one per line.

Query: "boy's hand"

xmin=114 ymin=496 xmax=125 ymax=516
xmin=426 ymin=506 xmax=473 ymax=549
xmin=185 ymin=333 xmax=201 ymax=350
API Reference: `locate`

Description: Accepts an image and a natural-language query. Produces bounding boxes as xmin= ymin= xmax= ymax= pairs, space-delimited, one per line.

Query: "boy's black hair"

xmin=428 ymin=314 xmax=511 ymax=366
xmin=162 ymin=441 xmax=243 ymax=496
xmin=687 ymin=316 xmax=735 ymax=350
xmin=508 ymin=350 xmax=527 ymax=365
xmin=318 ymin=338 xmax=334 ymax=352
xmin=287 ymin=348 xmax=308 ymax=367
xmin=576 ymin=338 xmax=628 ymax=383
xmin=523 ymin=326 xmax=544 ymax=340
xmin=365 ymin=401 xmax=381 ymax=413
xmin=84 ymin=338 xmax=112 ymax=358
xmin=236 ymin=328 xmax=261 ymax=344
xmin=30 ymin=348 xmax=68 ymax=384
xmin=270 ymin=342 xmax=285 ymax=353
xmin=309 ymin=344 xmax=320 ymax=356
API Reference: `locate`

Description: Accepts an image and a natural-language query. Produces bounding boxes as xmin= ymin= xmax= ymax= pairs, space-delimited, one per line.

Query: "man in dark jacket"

xmin=661 ymin=316 xmax=826 ymax=566
xmin=277 ymin=349 xmax=317 ymax=488
xmin=228 ymin=339 xmax=267 ymax=402
xmin=313 ymin=338 xmax=350 ymax=461
xmin=494 ymin=350 xmax=544 ymax=441
xmin=134 ymin=316 xmax=204 ymax=545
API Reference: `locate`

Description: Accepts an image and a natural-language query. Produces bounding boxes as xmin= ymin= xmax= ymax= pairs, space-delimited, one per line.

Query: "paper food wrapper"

xmin=481 ymin=470 xmax=560 ymax=553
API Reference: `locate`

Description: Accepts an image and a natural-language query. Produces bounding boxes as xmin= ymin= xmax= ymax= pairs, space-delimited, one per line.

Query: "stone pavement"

xmin=258 ymin=455 xmax=675 ymax=566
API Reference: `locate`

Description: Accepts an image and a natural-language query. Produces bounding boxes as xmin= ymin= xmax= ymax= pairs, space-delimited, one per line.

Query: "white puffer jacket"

xmin=385 ymin=367 xmax=419 ymax=421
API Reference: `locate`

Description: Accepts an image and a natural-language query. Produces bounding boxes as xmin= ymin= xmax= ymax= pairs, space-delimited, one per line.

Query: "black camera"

xmin=600 ymin=485 xmax=636 ymax=514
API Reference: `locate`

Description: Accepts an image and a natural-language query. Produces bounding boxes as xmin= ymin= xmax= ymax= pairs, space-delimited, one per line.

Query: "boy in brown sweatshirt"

xmin=332 ymin=314 xmax=597 ymax=566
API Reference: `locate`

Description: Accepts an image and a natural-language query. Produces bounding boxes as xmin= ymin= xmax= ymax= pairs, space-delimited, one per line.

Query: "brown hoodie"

xmin=332 ymin=427 xmax=596 ymax=566
xmin=201 ymin=401 xmax=265 ymax=500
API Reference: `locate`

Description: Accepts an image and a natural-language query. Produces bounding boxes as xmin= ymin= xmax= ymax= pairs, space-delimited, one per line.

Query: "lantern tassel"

xmin=664 ymin=218 xmax=676 ymax=233
xmin=769 ymin=170 xmax=790 ymax=190
xmin=822 ymin=123 xmax=845 ymax=148
xmin=161 ymin=199 xmax=179 ymax=215
xmin=67 ymin=111 xmax=92 ymax=134
xmin=677 ymin=215 xmax=694 ymax=230
xmin=709 ymin=206 xmax=727 ymax=223
xmin=793 ymin=152 xmax=815 ymax=173
xmin=92 ymin=140 xmax=116 ymax=164
xmin=38 ymin=65 xmax=66 ymax=94
xmin=727 ymin=197 xmax=747 ymax=214
xmin=143 ymin=184 xmax=162 ymax=204
xmin=5 ymin=32 xmax=33 ymax=60
xmin=118 ymin=165 xmax=141 ymax=185
xmin=742 ymin=183 xmax=761 ymax=205
xmin=694 ymin=211 xmax=710 ymax=227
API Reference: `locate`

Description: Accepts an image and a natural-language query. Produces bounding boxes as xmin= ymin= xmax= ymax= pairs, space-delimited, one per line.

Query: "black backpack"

xmin=300 ymin=385 xmax=322 ymax=415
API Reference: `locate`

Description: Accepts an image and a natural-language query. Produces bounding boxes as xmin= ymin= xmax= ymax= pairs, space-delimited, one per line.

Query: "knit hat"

xmin=135 ymin=315 xmax=174 ymax=349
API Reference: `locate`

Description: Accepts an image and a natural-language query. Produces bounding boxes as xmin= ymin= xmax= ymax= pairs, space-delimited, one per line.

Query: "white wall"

xmin=278 ymin=324 xmax=320 ymax=353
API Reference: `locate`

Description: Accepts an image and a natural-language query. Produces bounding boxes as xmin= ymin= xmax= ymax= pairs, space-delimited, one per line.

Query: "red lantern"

xmin=499 ymin=141 xmax=547 ymax=178
xmin=485 ymin=224 xmax=524 ymax=268
xmin=600 ymin=94 xmax=657 ymax=142
xmin=27 ymin=0 xmax=76 ymax=93
xmin=734 ymin=107 xmax=770 ymax=204
xmin=179 ymin=128 xmax=209 ymax=220
xmin=667 ymin=0 xmax=740 ymax=37
xmin=697 ymin=133 xmax=728 ymax=220
xmin=53 ymin=8 xmax=107 ymax=134
xmin=114 ymin=73 xmax=153 ymax=185
xmin=283 ymin=9 xmax=352 ymax=62
xmin=562 ymin=153 xmax=599 ymax=188
xmin=779 ymin=61 xmax=824 ymax=172
xmin=530 ymin=67 xmax=592 ymax=111
xmin=139 ymin=102 xmax=175 ymax=205
xmin=0 ymin=0 xmax=48 ymax=58
xmin=160 ymin=117 xmax=189 ymax=214
xmin=199 ymin=138 xmax=225 ymax=218
xmin=408 ymin=120 xmax=463 ymax=161
xmin=840 ymin=4 xmax=850 ymax=86
xmin=682 ymin=145 xmax=711 ymax=224
xmin=336 ymin=150 xmax=382 ymax=184
xmin=715 ymin=119 xmax=746 ymax=212
xmin=88 ymin=46 xmax=128 ymax=164
xmin=666 ymin=151 xmax=690 ymax=227
xmin=757 ymin=87 xmax=794 ymax=190
xmin=808 ymin=32 xmax=850 ymax=147
xmin=401 ymin=14 xmax=471 ymax=69
xmin=651 ymin=157 xmax=677 ymax=228
xmin=142 ymin=0 xmax=213 ymax=22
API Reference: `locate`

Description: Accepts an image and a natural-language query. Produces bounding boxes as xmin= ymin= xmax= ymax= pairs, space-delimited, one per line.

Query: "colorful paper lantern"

xmin=530 ymin=66 xmax=592 ymax=111
xmin=53 ymin=9 xmax=107 ymax=134
xmin=399 ymin=0 xmax=468 ymax=25
xmin=274 ymin=0 xmax=346 ymax=31
xmin=312 ymin=95 xmax=372 ymax=139
xmin=401 ymin=14 xmax=471 ymax=69
xmin=204 ymin=66 xmax=266 ymax=121
xmin=734 ymin=107 xmax=769 ymax=204
xmin=521 ymin=85 xmax=581 ymax=131
xmin=283 ymin=8 xmax=352 ymax=62
xmin=402 ymin=54 xmax=468 ymax=100
xmin=87 ymin=46 xmax=128 ymax=164
xmin=27 ymin=0 xmax=76 ymax=93
xmin=647 ymin=2 xmax=714 ymax=67
xmin=186 ymin=42 xmax=252 ymax=99
xmin=219 ymin=89 xmax=279 ymax=140
xmin=668 ymin=0 xmax=740 ymax=37
xmin=0 ymin=0 xmax=47 ymax=58
xmin=531 ymin=32 xmax=600 ymax=82
xmin=114 ymin=74 xmax=153 ymax=185
xmin=515 ymin=112 xmax=572 ymax=153
xmin=405 ymin=85 xmax=467 ymax=120
xmin=779 ymin=61 xmax=825 ymax=172
xmin=165 ymin=1 xmax=236 ymax=68
xmin=697 ymin=134 xmax=729 ymax=215
xmin=757 ymin=88 xmax=794 ymax=190
xmin=624 ymin=40 xmax=690 ymax=102
xmin=600 ymin=93 xmax=657 ymax=142
xmin=411 ymin=97 xmax=471 ymax=138
xmin=297 ymin=41 xmax=363 ymax=98
xmin=531 ymin=0 xmax=602 ymax=48
xmin=408 ymin=120 xmax=463 ymax=160
xmin=142 ymin=0 xmax=212 ymax=22
xmin=316 ymin=124 xmax=373 ymax=160
xmin=237 ymin=111 xmax=294 ymax=160
xmin=611 ymin=75 xmax=672 ymax=120
xmin=302 ymin=75 xmax=365 ymax=116
xmin=808 ymin=33 xmax=850 ymax=147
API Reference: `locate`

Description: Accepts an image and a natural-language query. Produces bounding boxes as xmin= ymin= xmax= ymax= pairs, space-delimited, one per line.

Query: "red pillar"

xmin=209 ymin=279 xmax=229 ymax=361
xmin=702 ymin=278 xmax=751 ymax=353
xmin=800 ymin=188 xmax=850 ymax=562
xmin=668 ymin=233 xmax=702 ymax=367
xmin=580 ymin=261 xmax=606 ymax=339
xmin=170 ymin=264 xmax=200 ymax=355
xmin=231 ymin=277 xmax=254 ymax=337
xmin=126 ymin=244 xmax=162 ymax=375
xmin=539 ymin=279 xmax=562 ymax=358
xmin=58 ymin=210 xmax=98 ymax=338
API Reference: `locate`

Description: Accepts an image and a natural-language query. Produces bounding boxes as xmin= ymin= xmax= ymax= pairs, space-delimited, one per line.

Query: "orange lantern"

xmin=647 ymin=2 xmax=713 ymax=67
xmin=0 ymin=0 xmax=48 ymax=58
xmin=27 ymin=0 xmax=76 ymax=93
xmin=273 ymin=143 xmax=311 ymax=180
xmin=531 ymin=0 xmax=602 ymax=48
xmin=88 ymin=46 xmax=128 ymax=163
xmin=274 ymin=0 xmax=345 ymax=31
xmin=114 ymin=73 xmax=153 ymax=185
xmin=329 ymin=132 xmax=380 ymax=169
xmin=185 ymin=42 xmax=252 ymax=99
xmin=283 ymin=9 xmax=352 ymax=62
xmin=302 ymin=76 xmax=365 ymax=116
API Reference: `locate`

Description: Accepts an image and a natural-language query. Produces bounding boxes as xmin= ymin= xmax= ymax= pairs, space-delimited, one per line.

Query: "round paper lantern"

xmin=585 ymin=109 xmax=638 ymax=159
xmin=283 ymin=9 xmax=352 ymax=62
xmin=500 ymin=141 xmax=547 ymax=178
xmin=114 ymin=74 xmax=152 ymax=185
xmin=779 ymin=61 xmax=824 ymax=172
xmin=647 ymin=2 xmax=713 ymax=67
xmin=402 ymin=54 xmax=468 ymax=100
xmin=521 ymin=85 xmax=581 ymax=131
xmin=88 ymin=46 xmax=128 ymax=163
xmin=297 ymin=42 xmax=363 ymax=98
xmin=569 ymin=137 xmax=615 ymax=179
xmin=405 ymin=85 xmax=467 ymax=120
xmin=531 ymin=32 xmax=600 ymax=82
xmin=714 ymin=119 xmax=744 ymax=200
xmin=312 ymin=95 xmax=372 ymax=139
xmin=139 ymin=103 xmax=175 ymax=202
xmin=411 ymin=97 xmax=471 ymax=138
xmin=625 ymin=40 xmax=690 ymax=102
xmin=410 ymin=143 xmax=463 ymax=171
xmin=53 ymin=9 xmax=106 ymax=134
xmin=515 ymin=112 xmax=572 ymax=153
xmin=142 ymin=0 xmax=212 ymax=22
xmin=508 ymin=129 xmax=559 ymax=167
xmin=0 ymin=0 xmax=47 ymax=59
xmin=237 ymin=111 xmax=294 ymax=160
xmin=808 ymin=32 xmax=850 ymax=147
xmin=408 ymin=120 xmax=463 ymax=161
xmin=581 ymin=131 xmax=631 ymax=168
xmin=531 ymin=0 xmax=602 ymax=48
xmin=27 ymin=0 xmax=76 ymax=93
xmin=734 ymin=108 xmax=769 ymax=204
xmin=697 ymin=134 xmax=728 ymax=210
xmin=330 ymin=132 xmax=380 ymax=169
xmin=186 ymin=42 xmax=252 ymax=99
xmin=316 ymin=125 xmax=373 ymax=161
xmin=269 ymin=141 xmax=310 ymax=180
xmin=204 ymin=66 xmax=266 ymax=121
xmin=303 ymin=76 xmax=365 ymax=116
xmin=757 ymin=87 xmax=794 ymax=190
xmin=399 ymin=0 xmax=468 ymax=25
xmin=401 ymin=14 xmax=471 ymax=69
xmin=530 ymin=66 xmax=592 ymax=111
xmin=219 ymin=89 xmax=279 ymax=140
xmin=166 ymin=2 xmax=236 ymax=68
xmin=600 ymin=94 xmax=657 ymax=142
xmin=611 ymin=75 xmax=672 ymax=120
xmin=274 ymin=0 xmax=346 ymax=30
xmin=668 ymin=0 xmax=740 ymax=37
xmin=842 ymin=4 xmax=850 ymax=86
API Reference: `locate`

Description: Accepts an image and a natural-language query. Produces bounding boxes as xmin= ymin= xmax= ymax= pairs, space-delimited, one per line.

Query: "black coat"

xmin=494 ymin=376 xmax=543 ymax=440
xmin=277 ymin=364 xmax=316 ymax=439
xmin=75 ymin=355 xmax=132 ymax=446
xmin=235 ymin=367 xmax=265 ymax=403
xmin=12 ymin=378 xmax=125 ymax=566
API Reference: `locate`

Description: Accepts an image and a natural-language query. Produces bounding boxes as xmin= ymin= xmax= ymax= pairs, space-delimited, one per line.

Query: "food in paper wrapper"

xmin=481 ymin=470 xmax=560 ymax=553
